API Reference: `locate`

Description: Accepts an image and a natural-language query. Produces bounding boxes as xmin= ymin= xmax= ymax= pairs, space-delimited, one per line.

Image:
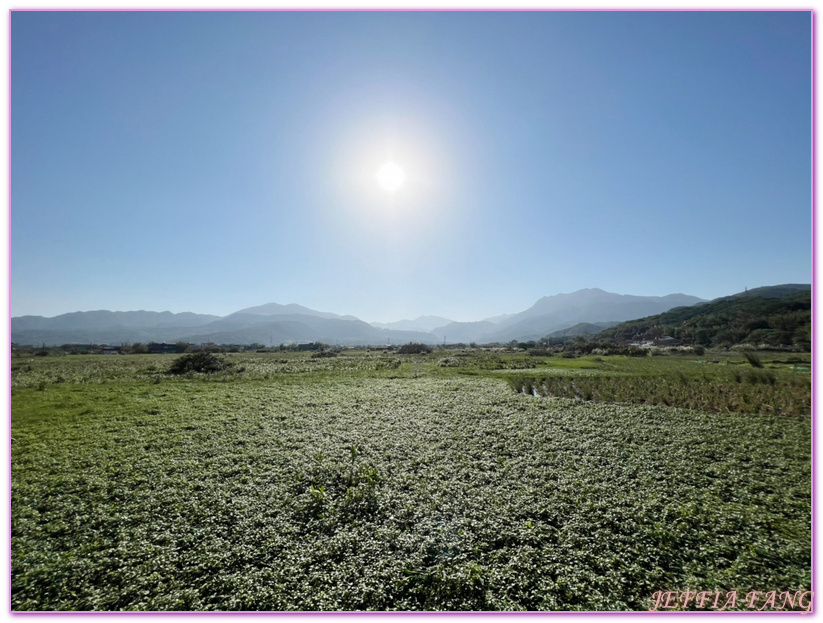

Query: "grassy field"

xmin=507 ymin=352 xmax=811 ymax=416
xmin=11 ymin=349 xmax=811 ymax=611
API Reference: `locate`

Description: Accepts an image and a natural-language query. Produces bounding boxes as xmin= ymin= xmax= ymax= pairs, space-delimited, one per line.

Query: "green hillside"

xmin=595 ymin=286 xmax=811 ymax=350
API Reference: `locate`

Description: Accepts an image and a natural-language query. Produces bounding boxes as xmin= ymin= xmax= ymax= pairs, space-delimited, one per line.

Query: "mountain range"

xmin=12 ymin=287 xmax=720 ymax=347
xmin=429 ymin=289 xmax=705 ymax=344
xmin=371 ymin=316 xmax=456 ymax=333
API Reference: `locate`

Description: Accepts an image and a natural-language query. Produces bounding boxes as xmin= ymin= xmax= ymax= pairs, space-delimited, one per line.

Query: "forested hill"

xmin=595 ymin=285 xmax=811 ymax=349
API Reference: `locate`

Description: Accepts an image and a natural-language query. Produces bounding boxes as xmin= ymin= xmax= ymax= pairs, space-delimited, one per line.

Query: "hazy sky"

xmin=11 ymin=10 xmax=811 ymax=322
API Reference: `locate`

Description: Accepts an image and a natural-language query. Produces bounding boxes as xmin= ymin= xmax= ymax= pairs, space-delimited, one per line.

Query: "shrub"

xmin=398 ymin=343 xmax=432 ymax=355
xmin=167 ymin=352 xmax=233 ymax=375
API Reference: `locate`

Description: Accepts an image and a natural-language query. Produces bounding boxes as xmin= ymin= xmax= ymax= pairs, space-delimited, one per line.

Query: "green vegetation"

xmin=507 ymin=353 xmax=810 ymax=417
xmin=11 ymin=349 xmax=810 ymax=611
xmin=167 ymin=352 xmax=235 ymax=375
xmin=398 ymin=342 xmax=433 ymax=354
xmin=595 ymin=291 xmax=811 ymax=350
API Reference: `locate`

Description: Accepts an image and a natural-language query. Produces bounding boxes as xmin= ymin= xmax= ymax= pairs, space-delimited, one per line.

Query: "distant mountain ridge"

xmin=12 ymin=304 xmax=437 ymax=347
xmin=11 ymin=310 xmax=220 ymax=332
xmin=547 ymin=322 xmax=621 ymax=338
xmin=508 ymin=289 xmax=703 ymax=324
xmin=370 ymin=316 xmax=456 ymax=333
xmin=230 ymin=302 xmax=359 ymax=321
xmin=726 ymin=284 xmax=811 ymax=300
xmin=430 ymin=289 xmax=706 ymax=343
xmin=181 ymin=313 xmax=434 ymax=347
xmin=10 ymin=287 xmax=738 ymax=347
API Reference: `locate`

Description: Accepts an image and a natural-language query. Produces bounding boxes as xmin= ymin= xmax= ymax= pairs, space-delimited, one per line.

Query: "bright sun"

xmin=376 ymin=161 xmax=406 ymax=193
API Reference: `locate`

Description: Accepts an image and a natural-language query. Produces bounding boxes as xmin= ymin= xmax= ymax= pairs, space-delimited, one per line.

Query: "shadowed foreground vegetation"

xmin=11 ymin=349 xmax=810 ymax=611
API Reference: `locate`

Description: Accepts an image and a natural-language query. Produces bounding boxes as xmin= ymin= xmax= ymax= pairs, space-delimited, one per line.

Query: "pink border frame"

xmin=5 ymin=7 xmax=816 ymax=616
xmin=812 ymin=6 xmax=817 ymax=620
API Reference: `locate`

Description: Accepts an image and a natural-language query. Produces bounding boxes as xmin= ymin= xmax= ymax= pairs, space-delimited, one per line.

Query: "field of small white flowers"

xmin=11 ymin=351 xmax=811 ymax=610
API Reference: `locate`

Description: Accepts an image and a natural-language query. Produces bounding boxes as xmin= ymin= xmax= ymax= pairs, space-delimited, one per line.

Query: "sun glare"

xmin=376 ymin=161 xmax=406 ymax=193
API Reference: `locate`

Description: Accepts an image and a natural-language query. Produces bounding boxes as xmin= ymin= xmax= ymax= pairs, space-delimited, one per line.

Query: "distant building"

xmin=101 ymin=346 xmax=120 ymax=355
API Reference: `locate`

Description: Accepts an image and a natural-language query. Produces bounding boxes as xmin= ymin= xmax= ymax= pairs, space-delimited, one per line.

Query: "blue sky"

xmin=11 ymin=10 xmax=811 ymax=322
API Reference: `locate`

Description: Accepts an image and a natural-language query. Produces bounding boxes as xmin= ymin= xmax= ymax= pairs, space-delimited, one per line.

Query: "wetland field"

xmin=10 ymin=348 xmax=812 ymax=611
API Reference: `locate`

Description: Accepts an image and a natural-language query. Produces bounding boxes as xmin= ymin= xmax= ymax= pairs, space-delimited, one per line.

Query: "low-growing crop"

xmin=11 ymin=350 xmax=811 ymax=611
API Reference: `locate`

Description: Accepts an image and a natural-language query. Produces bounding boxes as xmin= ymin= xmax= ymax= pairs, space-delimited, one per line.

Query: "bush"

xmin=398 ymin=343 xmax=432 ymax=355
xmin=167 ymin=352 xmax=233 ymax=375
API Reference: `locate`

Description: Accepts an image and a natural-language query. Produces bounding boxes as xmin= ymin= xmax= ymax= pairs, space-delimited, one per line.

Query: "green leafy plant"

xmin=167 ymin=352 xmax=234 ymax=375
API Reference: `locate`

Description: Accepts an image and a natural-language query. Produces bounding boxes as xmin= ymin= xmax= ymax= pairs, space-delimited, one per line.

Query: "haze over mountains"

xmin=371 ymin=316 xmax=456 ymax=333
xmin=429 ymin=290 xmax=706 ymax=344
xmin=12 ymin=288 xmax=714 ymax=347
